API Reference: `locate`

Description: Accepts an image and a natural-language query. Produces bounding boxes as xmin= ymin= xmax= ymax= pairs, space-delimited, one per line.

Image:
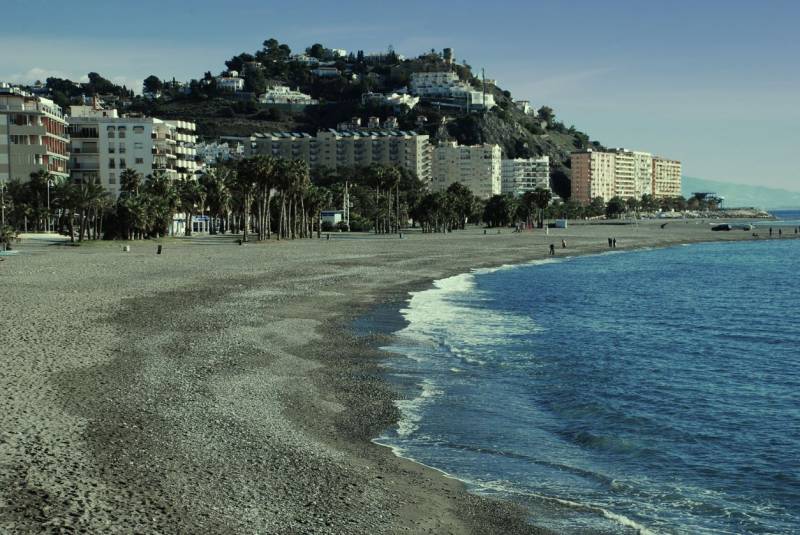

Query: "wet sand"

xmin=0 ymin=221 xmax=793 ymax=533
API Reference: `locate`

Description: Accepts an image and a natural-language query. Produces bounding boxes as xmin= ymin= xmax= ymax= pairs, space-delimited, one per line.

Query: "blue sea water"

xmin=376 ymin=238 xmax=800 ymax=534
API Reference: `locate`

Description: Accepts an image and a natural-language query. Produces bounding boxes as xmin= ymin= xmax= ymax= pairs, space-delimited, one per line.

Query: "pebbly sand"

xmin=0 ymin=220 xmax=795 ymax=534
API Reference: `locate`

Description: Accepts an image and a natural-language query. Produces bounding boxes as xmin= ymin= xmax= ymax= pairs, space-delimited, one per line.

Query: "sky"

xmin=2 ymin=0 xmax=798 ymax=191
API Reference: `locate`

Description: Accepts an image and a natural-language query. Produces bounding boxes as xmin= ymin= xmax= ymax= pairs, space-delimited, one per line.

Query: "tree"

xmin=537 ymin=106 xmax=555 ymax=125
xmin=119 ymin=169 xmax=142 ymax=198
xmin=177 ymin=178 xmax=206 ymax=236
xmin=307 ymin=43 xmax=325 ymax=59
xmin=605 ymin=196 xmax=626 ymax=219
xmin=531 ymin=188 xmax=552 ymax=228
xmin=143 ymin=75 xmax=163 ymax=94
xmin=144 ymin=171 xmax=179 ymax=237
xmin=483 ymin=195 xmax=515 ymax=228
xmin=446 ymin=183 xmax=475 ymax=230
xmin=243 ymin=63 xmax=266 ymax=94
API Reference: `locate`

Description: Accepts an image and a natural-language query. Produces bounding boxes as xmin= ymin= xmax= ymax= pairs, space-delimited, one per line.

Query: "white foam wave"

xmin=394 ymin=378 xmax=441 ymax=438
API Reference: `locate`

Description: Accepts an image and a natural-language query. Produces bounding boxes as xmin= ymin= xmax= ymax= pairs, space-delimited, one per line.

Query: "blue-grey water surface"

xmin=376 ymin=236 xmax=800 ymax=534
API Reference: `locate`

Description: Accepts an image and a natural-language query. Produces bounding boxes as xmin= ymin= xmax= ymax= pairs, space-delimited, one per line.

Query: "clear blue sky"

xmin=2 ymin=0 xmax=798 ymax=191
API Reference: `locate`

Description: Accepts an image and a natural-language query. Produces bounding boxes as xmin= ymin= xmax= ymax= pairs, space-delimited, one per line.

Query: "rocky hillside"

xmin=133 ymin=40 xmax=604 ymax=199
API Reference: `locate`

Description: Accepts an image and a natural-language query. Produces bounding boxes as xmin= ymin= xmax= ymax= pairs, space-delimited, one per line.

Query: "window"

xmin=108 ymin=145 xmax=115 ymax=154
xmin=118 ymin=130 xmax=126 ymax=139
xmin=108 ymin=159 xmax=116 ymax=169
xmin=108 ymin=172 xmax=116 ymax=185
xmin=119 ymin=159 xmax=127 ymax=169
xmin=134 ymin=142 xmax=143 ymax=150
xmin=133 ymin=126 xmax=144 ymax=134
xmin=119 ymin=144 xmax=126 ymax=154
xmin=135 ymin=157 xmax=144 ymax=164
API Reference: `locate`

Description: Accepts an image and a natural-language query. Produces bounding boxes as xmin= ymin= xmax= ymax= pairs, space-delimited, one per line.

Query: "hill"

xmin=682 ymin=176 xmax=800 ymax=210
xmin=130 ymin=39 xmax=604 ymax=199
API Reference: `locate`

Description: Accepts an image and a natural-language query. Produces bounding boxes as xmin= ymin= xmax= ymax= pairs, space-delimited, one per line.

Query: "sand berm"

xmin=0 ymin=221 xmax=786 ymax=534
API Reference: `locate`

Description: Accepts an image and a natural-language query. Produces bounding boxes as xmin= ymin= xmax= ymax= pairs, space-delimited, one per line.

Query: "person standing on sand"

xmin=779 ymin=228 xmax=782 ymax=237
xmin=549 ymin=244 xmax=555 ymax=256
xmin=562 ymin=239 xmax=567 ymax=248
xmin=769 ymin=227 xmax=773 ymax=236
xmin=608 ymin=237 xmax=613 ymax=248
xmin=613 ymin=238 xmax=617 ymax=248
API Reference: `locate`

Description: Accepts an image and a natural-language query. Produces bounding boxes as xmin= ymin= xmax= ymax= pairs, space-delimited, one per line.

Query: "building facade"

xmin=570 ymin=150 xmax=616 ymax=204
xmin=501 ymin=157 xmax=550 ymax=196
xmin=432 ymin=142 xmax=501 ymax=199
xmin=571 ymin=149 xmax=680 ymax=203
xmin=0 ymin=84 xmax=69 ymax=183
xmin=259 ymin=86 xmax=318 ymax=107
xmin=68 ymin=106 xmax=197 ymax=198
xmin=251 ymin=129 xmax=431 ymax=182
xmin=409 ymin=72 xmax=496 ymax=111
xmin=652 ymin=157 xmax=682 ymax=198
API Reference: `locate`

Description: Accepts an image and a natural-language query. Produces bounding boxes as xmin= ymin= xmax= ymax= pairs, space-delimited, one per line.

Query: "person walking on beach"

xmin=549 ymin=244 xmax=555 ymax=256
xmin=561 ymin=239 xmax=567 ymax=249
xmin=779 ymin=228 xmax=782 ymax=237
xmin=613 ymin=238 xmax=617 ymax=248
xmin=769 ymin=227 xmax=773 ymax=236
xmin=608 ymin=237 xmax=613 ymax=248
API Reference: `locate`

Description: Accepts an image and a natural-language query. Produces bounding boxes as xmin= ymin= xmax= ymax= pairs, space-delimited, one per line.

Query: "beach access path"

xmin=0 ymin=221 xmax=791 ymax=534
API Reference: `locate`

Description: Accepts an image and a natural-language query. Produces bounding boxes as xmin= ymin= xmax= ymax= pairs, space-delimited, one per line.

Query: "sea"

xmin=372 ymin=210 xmax=800 ymax=534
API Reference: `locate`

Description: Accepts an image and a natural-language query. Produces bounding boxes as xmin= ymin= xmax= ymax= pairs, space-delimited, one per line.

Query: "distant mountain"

xmin=682 ymin=176 xmax=800 ymax=210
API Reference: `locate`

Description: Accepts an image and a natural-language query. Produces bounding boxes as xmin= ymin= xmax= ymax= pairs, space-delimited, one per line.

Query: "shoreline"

xmin=1 ymin=222 xmax=798 ymax=533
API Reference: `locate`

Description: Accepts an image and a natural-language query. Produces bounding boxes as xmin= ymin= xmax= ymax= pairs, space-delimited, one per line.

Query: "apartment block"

xmin=431 ymin=142 xmax=501 ymax=199
xmin=251 ymin=128 xmax=431 ymax=182
xmin=409 ymin=71 xmax=496 ymax=111
xmin=0 ymin=84 xmax=69 ymax=183
xmin=652 ymin=157 xmax=682 ymax=197
xmin=570 ymin=150 xmax=616 ymax=204
xmin=68 ymin=105 xmax=197 ymax=198
xmin=571 ymin=149 xmax=679 ymax=203
xmin=501 ymin=157 xmax=550 ymax=196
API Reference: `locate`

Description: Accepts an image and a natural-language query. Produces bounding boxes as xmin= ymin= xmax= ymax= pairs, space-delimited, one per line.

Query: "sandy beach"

xmin=0 ymin=220 xmax=795 ymax=534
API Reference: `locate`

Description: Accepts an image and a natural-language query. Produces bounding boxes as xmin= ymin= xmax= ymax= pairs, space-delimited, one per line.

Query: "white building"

xmin=195 ymin=141 xmax=245 ymax=164
xmin=291 ymin=54 xmax=320 ymax=66
xmin=216 ymin=76 xmax=245 ymax=92
xmin=361 ymin=92 xmax=420 ymax=111
xmin=432 ymin=142 xmax=501 ymax=199
xmin=0 ymin=84 xmax=69 ymax=183
xmin=501 ymin=157 xmax=550 ymax=196
xmin=68 ymin=106 xmax=198 ymax=199
xmin=409 ymin=72 xmax=496 ymax=111
xmin=514 ymin=100 xmax=536 ymax=115
xmin=330 ymin=48 xmax=348 ymax=58
xmin=259 ymin=85 xmax=318 ymax=106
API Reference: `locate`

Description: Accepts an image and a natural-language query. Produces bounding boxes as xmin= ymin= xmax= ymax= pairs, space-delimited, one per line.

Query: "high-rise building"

xmin=501 ymin=157 xmax=550 ymax=196
xmin=652 ymin=157 xmax=682 ymax=198
xmin=251 ymin=128 xmax=431 ymax=182
xmin=571 ymin=149 xmax=679 ymax=203
xmin=570 ymin=150 xmax=616 ymax=204
xmin=68 ymin=105 xmax=197 ymax=198
xmin=0 ymin=84 xmax=69 ymax=183
xmin=431 ymin=142 xmax=501 ymax=199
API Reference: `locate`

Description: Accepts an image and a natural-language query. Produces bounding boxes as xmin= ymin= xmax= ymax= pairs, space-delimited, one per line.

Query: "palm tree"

xmin=532 ymin=188 xmax=552 ymax=228
xmin=144 ymin=171 xmax=179 ymax=237
xmin=233 ymin=160 xmax=256 ymax=242
xmin=177 ymin=177 xmax=206 ymax=237
xmin=120 ymin=169 xmax=142 ymax=197
xmin=199 ymin=167 xmax=232 ymax=235
xmin=288 ymin=159 xmax=310 ymax=238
